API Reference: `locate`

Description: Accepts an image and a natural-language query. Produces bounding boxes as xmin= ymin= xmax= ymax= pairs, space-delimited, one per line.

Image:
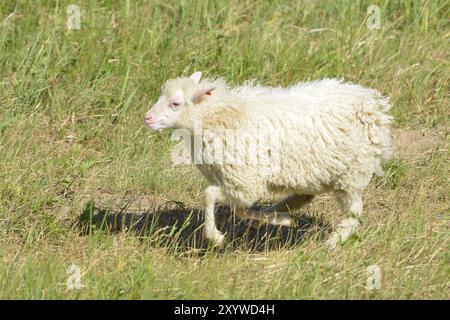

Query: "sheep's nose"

xmin=144 ymin=114 xmax=152 ymax=124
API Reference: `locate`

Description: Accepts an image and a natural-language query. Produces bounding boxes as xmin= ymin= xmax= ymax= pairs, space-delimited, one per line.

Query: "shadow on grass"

xmin=78 ymin=200 xmax=331 ymax=252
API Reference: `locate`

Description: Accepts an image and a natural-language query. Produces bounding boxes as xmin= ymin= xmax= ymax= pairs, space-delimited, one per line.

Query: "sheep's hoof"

xmin=325 ymin=233 xmax=340 ymax=251
xmin=325 ymin=218 xmax=360 ymax=251
xmin=275 ymin=217 xmax=295 ymax=227
xmin=205 ymin=229 xmax=225 ymax=246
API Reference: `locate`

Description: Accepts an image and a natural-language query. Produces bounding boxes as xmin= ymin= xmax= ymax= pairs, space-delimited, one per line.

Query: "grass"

xmin=0 ymin=0 xmax=449 ymax=299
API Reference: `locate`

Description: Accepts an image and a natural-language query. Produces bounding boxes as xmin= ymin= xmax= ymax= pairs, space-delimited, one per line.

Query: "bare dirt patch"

xmin=392 ymin=127 xmax=448 ymax=161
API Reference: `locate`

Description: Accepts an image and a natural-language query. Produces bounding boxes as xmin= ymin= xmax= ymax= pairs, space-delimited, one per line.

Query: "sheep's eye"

xmin=172 ymin=102 xmax=181 ymax=107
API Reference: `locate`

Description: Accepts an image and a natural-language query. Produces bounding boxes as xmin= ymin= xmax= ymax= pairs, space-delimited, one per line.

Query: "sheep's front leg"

xmin=203 ymin=186 xmax=225 ymax=246
xmin=325 ymin=191 xmax=362 ymax=250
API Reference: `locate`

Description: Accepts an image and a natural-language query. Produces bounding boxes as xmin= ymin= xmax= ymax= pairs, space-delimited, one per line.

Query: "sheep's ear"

xmin=191 ymin=87 xmax=215 ymax=103
xmin=189 ymin=71 xmax=202 ymax=84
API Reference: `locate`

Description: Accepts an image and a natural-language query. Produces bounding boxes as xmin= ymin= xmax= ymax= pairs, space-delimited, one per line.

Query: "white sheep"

xmin=144 ymin=71 xmax=392 ymax=249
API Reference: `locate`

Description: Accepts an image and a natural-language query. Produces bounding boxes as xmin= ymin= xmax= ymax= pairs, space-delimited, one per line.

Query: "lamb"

xmin=144 ymin=71 xmax=392 ymax=249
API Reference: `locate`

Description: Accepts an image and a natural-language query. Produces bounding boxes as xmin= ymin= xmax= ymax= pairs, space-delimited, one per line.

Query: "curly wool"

xmin=173 ymin=77 xmax=393 ymax=208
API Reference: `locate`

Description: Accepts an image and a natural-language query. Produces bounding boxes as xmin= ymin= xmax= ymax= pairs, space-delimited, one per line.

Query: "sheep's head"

xmin=144 ymin=71 xmax=215 ymax=130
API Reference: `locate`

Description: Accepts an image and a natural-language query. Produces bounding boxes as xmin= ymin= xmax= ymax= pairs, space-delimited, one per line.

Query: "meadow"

xmin=0 ymin=0 xmax=448 ymax=299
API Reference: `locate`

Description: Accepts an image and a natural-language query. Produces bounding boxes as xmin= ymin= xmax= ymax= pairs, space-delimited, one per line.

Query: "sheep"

xmin=144 ymin=71 xmax=392 ymax=249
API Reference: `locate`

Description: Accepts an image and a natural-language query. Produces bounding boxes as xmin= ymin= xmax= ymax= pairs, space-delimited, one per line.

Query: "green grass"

xmin=0 ymin=0 xmax=449 ymax=299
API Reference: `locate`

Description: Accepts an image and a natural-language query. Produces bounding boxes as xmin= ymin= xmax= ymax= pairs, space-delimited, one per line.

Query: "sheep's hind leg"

xmin=236 ymin=208 xmax=293 ymax=227
xmin=265 ymin=194 xmax=314 ymax=213
xmin=203 ymin=186 xmax=226 ymax=246
xmin=325 ymin=190 xmax=362 ymax=250
xmin=236 ymin=194 xmax=314 ymax=228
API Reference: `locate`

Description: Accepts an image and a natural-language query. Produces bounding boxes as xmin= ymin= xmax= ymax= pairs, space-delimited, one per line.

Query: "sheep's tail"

xmin=357 ymin=92 xmax=393 ymax=177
